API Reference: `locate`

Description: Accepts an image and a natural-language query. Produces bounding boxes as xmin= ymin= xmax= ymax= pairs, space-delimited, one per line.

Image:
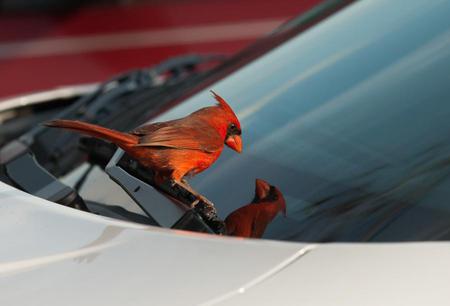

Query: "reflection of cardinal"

xmin=225 ymin=179 xmax=286 ymax=238
xmin=45 ymin=91 xmax=242 ymax=204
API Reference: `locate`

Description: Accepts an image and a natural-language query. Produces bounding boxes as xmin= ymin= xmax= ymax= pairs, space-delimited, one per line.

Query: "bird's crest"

xmin=210 ymin=90 xmax=237 ymax=117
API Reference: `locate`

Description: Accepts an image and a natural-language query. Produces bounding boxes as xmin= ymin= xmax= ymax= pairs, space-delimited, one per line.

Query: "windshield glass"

xmin=147 ymin=0 xmax=450 ymax=242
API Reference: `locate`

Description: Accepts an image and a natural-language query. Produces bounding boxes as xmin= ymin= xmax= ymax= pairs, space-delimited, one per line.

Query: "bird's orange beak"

xmin=225 ymin=135 xmax=242 ymax=153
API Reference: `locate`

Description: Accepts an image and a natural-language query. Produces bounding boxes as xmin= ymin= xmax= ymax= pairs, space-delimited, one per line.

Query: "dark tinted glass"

xmin=154 ymin=0 xmax=450 ymax=241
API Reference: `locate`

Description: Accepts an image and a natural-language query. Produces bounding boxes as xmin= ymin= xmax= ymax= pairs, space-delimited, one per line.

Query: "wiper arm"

xmin=79 ymin=137 xmax=225 ymax=233
xmin=0 ymin=145 xmax=88 ymax=211
xmin=105 ymin=149 xmax=226 ymax=234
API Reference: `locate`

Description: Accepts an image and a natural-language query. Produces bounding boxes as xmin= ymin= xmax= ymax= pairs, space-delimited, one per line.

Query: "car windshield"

xmin=134 ymin=0 xmax=450 ymax=242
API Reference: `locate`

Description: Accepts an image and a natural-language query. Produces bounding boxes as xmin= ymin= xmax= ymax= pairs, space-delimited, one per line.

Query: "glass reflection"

xmin=225 ymin=179 xmax=286 ymax=238
xmin=171 ymin=0 xmax=450 ymax=241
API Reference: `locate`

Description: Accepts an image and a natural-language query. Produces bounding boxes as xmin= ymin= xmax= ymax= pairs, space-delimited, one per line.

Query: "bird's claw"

xmin=198 ymin=195 xmax=215 ymax=208
xmin=190 ymin=195 xmax=215 ymax=209
xmin=191 ymin=199 xmax=200 ymax=208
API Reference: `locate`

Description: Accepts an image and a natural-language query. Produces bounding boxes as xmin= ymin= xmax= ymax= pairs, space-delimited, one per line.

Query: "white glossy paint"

xmin=0 ymin=182 xmax=306 ymax=306
xmin=2 ymin=182 xmax=450 ymax=306
xmin=0 ymin=84 xmax=98 ymax=113
xmin=217 ymin=243 xmax=450 ymax=306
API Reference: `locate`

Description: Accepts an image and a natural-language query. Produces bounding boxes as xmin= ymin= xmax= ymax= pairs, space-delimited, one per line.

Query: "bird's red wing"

xmin=130 ymin=119 xmax=181 ymax=136
xmin=134 ymin=123 xmax=222 ymax=153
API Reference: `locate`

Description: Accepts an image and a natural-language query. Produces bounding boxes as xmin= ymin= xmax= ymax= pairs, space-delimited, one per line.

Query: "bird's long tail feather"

xmin=44 ymin=119 xmax=137 ymax=145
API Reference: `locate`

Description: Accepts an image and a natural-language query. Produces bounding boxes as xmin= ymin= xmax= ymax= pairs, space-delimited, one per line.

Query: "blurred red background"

xmin=0 ymin=0 xmax=322 ymax=99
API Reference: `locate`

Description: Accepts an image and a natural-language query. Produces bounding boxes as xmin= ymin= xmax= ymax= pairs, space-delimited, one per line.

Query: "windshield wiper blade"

xmin=2 ymin=53 xmax=222 ymax=177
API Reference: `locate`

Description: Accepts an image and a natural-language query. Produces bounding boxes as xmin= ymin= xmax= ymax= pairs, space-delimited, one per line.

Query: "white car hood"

xmin=1 ymin=182 xmax=450 ymax=306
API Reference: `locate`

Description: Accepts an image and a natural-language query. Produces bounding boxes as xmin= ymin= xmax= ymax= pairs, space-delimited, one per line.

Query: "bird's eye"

xmin=228 ymin=123 xmax=241 ymax=135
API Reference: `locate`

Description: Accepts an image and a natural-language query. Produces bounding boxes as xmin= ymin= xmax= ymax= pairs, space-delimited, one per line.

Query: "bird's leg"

xmin=174 ymin=179 xmax=215 ymax=208
xmin=171 ymin=178 xmax=224 ymax=234
xmin=180 ymin=179 xmax=210 ymax=205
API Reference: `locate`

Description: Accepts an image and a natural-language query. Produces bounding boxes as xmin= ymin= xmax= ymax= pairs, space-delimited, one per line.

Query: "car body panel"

xmin=0 ymin=182 xmax=307 ymax=306
xmin=2 ymin=182 xmax=450 ymax=306
xmin=216 ymin=243 xmax=450 ymax=306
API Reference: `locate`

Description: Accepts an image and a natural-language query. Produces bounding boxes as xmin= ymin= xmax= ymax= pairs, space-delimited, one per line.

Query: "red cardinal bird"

xmin=44 ymin=91 xmax=242 ymax=203
xmin=225 ymin=179 xmax=286 ymax=238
